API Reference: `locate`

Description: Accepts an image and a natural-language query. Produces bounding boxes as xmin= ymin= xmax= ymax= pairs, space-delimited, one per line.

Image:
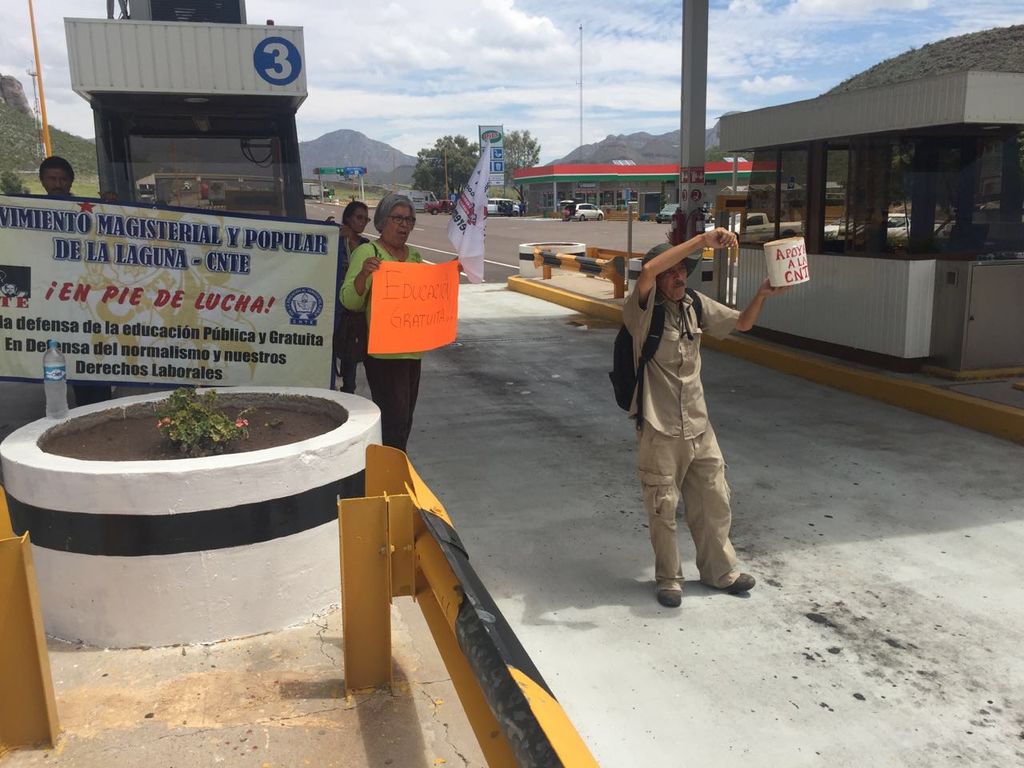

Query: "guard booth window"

xmin=94 ymin=108 xmax=304 ymax=218
xmin=822 ymin=132 xmax=1024 ymax=256
xmin=129 ymin=135 xmax=284 ymax=215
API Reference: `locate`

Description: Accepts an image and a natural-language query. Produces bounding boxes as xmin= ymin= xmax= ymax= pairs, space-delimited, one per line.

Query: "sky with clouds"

xmin=4 ymin=0 xmax=1023 ymax=163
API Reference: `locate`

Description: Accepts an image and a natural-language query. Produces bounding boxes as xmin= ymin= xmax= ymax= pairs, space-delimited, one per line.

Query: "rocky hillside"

xmin=551 ymin=119 xmax=724 ymax=165
xmin=827 ymin=24 xmax=1024 ymax=94
xmin=0 ymin=100 xmax=97 ymax=179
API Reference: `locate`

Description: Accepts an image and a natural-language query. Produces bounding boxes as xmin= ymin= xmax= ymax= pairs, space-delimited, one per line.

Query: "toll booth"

xmin=64 ymin=1 xmax=306 ymax=217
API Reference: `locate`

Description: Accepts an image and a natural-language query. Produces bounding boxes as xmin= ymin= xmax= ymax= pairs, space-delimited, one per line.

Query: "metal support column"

xmin=680 ymin=0 xmax=709 ymax=239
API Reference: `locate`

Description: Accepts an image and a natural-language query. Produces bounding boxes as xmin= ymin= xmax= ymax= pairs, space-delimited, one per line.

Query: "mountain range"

xmin=549 ymin=120 xmax=724 ymax=165
xmin=1 ymin=71 xmax=721 ymax=183
xmin=298 ymin=129 xmax=417 ymax=187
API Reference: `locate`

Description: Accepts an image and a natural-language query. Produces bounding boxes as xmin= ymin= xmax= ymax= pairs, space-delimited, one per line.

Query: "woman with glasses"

xmin=340 ymin=193 xmax=425 ymax=451
xmin=333 ymin=201 xmax=370 ymax=393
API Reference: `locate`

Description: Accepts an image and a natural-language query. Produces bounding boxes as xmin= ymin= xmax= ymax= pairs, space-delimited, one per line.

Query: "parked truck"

xmin=303 ymin=182 xmax=323 ymax=200
xmin=742 ymin=211 xmax=803 ymax=239
xmin=406 ymin=190 xmax=440 ymax=212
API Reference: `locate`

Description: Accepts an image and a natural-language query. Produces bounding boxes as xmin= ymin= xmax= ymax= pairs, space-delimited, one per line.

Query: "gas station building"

xmin=512 ymin=160 xmax=753 ymax=217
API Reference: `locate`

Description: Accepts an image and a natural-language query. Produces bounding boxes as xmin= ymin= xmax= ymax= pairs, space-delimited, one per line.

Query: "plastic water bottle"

xmin=43 ymin=339 xmax=69 ymax=419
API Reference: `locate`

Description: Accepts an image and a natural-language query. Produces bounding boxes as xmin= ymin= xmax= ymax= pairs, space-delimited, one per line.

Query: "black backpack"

xmin=609 ymin=289 xmax=703 ymax=425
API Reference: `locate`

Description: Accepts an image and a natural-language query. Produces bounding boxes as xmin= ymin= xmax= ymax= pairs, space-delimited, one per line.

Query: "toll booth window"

xmin=779 ymin=150 xmax=808 ymax=240
xmin=127 ymin=135 xmax=286 ymax=216
xmin=827 ymin=133 xmax=1024 ymax=257
xmin=822 ymin=148 xmax=849 ymax=254
xmin=738 ymin=150 xmax=779 ymax=246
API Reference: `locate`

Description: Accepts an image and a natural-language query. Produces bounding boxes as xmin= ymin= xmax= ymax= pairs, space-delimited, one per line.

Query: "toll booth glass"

xmin=780 ymin=150 xmax=808 ymax=237
xmin=127 ymin=135 xmax=286 ymax=216
xmin=822 ymin=148 xmax=849 ymax=253
xmin=738 ymin=151 xmax=778 ymax=246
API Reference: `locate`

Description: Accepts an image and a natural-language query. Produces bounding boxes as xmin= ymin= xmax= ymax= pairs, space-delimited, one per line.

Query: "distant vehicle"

xmin=655 ymin=203 xmax=679 ymax=224
xmin=486 ymin=198 xmax=518 ymax=216
xmin=566 ymin=202 xmax=603 ymax=222
xmin=425 ymin=198 xmax=453 ymax=215
xmin=743 ymin=211 xmax=803 ymax=238
xmin=887 ymin=213 xmax=910 ymax=242
xmin=302 ymin=182 xmax=323 ymax=199
xmin=136 ymin=182 xmax=156 ymax=203
xmin=407 ymin=190 xmax=440 ymax=212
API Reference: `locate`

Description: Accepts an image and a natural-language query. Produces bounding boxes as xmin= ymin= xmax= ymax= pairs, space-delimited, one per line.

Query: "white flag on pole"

xmin=447 ymin=150 xmax=490 ymax=284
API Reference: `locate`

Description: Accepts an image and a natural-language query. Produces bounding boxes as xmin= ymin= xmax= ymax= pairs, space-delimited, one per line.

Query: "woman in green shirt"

xmin=340 ymin=194 xmax=425 ymax=452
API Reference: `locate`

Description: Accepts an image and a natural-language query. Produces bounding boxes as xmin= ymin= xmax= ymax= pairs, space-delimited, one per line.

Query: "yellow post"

xmin=27 ymin=0 xmax=52 ymax=157
xmin=388 ymin=494 xmax=416 ymax=598
xmin=1 ymin=490 xmax=14 ymax=539
xmin=339 ymin=496 xmax=393 ymax=695
xmin=0 ymin=533 xmax=59 ymax=752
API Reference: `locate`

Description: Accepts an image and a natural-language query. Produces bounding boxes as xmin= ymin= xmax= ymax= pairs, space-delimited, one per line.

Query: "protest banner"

xmin=0 ymin=195 xmax=337 ymax=388
xmin=367 ymin=261 xmax=459 ymax=355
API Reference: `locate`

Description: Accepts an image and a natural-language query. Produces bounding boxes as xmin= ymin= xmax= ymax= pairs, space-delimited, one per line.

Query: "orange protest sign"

xmin=368 ymin=261 xmax=459 ymax=354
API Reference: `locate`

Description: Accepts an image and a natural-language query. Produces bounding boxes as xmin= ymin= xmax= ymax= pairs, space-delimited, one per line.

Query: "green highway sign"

xmin=315 ymin=167 xmax=345 ymax=174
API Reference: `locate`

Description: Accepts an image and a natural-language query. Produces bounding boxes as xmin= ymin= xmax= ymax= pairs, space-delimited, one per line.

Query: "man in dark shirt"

xmin=38 ymin=156 xmax=114 ymax=407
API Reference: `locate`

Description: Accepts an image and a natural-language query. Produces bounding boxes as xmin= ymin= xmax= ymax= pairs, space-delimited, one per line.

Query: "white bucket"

xmin=763 ymin=236 xmax=810 ymax=287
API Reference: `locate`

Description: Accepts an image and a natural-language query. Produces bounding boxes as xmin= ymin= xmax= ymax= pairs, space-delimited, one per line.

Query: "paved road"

xmin=407 ymin=283 xmax=1024 ymax=768
xmin=6 ymin=202 xmax=1022 ymax=767
xmin=306 ymin=201 xmax=673 ymax=282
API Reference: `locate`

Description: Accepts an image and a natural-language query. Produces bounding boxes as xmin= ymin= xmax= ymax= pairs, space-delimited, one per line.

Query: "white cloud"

xmin=1 ymin=0 xmax=1023 ymax=162
xmin=738 ymin=74 xmax=802 ymax=94
xmin=790 ymin=0 xmax=932 ymax=15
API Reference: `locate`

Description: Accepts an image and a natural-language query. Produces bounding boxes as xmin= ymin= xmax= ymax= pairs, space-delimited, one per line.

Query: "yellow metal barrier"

xmin=340 ymin=445 xmax=598 ymax=767
xmin=533 ymin=246 xmax=626 ymax=299
xmin=0 ymin=527 xmax=60 ymax=754
xmin=1 ymin=489 xmax=13 ymax=539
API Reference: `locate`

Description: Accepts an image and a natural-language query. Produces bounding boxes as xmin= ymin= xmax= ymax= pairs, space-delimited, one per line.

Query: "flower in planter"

xmin=156 ymin=388 xmax=250 ymax=458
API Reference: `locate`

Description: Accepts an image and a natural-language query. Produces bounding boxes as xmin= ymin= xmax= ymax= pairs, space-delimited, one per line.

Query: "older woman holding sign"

xmin=340 ymin=194 xmax=426 ymax=452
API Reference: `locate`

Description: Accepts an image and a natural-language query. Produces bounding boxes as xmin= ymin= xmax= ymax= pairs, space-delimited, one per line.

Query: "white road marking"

xmin=359 ymin=234 xmax=517 ymax=269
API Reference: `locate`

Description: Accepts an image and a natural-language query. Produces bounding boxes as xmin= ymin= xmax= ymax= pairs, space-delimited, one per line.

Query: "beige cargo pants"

xmin=637 ymin=422 xmax=739 ymax=594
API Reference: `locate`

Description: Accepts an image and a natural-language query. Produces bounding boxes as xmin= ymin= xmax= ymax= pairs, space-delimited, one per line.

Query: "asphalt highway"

xmin=306 ymin=201 xmax=676 ymax=281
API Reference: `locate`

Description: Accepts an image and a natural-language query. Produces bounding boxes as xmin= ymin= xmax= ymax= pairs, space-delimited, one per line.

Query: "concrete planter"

xmin=0 ymin=387 xmax=380 ymax=648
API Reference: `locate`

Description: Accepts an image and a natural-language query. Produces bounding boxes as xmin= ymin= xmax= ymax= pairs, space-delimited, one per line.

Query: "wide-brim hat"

xmin=642 ymin=243 xmax=700 ymax=275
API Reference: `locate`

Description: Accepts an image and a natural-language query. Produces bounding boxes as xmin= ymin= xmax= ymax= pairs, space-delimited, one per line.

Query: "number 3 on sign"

xmin=253 ymin=37 xmax=302 ymax=86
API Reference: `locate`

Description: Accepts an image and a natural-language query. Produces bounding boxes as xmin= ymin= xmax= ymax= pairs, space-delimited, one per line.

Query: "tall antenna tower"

xmin=26 ymin=66 xmax=45 ymax=160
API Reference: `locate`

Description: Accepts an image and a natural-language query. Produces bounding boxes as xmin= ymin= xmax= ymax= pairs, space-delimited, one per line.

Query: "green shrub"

xmin=156 ymin=388 xmax=249 ymax=458
xmin=1 ymin=170 xmax=27 ymax=194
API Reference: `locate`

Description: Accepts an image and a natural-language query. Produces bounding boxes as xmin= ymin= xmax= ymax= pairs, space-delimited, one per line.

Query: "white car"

xmin=570 ymin=203 xmax=604 ymax=221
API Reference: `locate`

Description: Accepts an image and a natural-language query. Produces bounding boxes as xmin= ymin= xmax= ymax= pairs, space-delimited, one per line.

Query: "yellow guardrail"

xmin=533 ymin=246 xmax=627 ymax=300
xmin=0 ymin=489 xmax=60 ymax=755
xmin=339 ymin=445 xmax=598 ymax=767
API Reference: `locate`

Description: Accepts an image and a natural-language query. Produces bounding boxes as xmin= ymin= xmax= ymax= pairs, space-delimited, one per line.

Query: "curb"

xmin=506 ymin=276 xmax=1024 ymax=445
xmin=507 ymin=276 xmax=622 ymax=323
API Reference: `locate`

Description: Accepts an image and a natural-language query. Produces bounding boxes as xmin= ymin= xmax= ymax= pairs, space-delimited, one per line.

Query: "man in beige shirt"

xmin=623 ymin=229 xmax=787 ymax=608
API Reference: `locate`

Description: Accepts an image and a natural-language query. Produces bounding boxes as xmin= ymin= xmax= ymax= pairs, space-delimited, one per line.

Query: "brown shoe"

xmin=656 ymin=589 xmax=682 ymax=608
xmin=725 ymin=573 xmax=756 ymax=594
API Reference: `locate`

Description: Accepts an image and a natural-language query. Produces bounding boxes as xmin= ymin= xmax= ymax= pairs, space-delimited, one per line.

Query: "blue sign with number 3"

xmin=253 ymin=37 xmax=302 ymax=86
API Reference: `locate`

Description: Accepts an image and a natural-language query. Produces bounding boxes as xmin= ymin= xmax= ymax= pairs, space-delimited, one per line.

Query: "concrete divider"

xmin=340 ymin=445 xmax=598 ymax=767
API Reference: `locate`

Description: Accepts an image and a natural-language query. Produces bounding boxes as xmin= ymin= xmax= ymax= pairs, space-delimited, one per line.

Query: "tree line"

xmin=411 ymin=130 xmax=540 ymax=201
